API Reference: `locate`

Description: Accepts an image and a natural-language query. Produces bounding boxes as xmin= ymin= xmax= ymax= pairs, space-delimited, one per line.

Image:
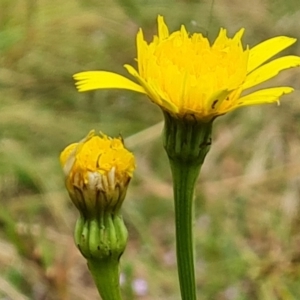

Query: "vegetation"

xmin=1 ymin=0 xmax=300 ymax=299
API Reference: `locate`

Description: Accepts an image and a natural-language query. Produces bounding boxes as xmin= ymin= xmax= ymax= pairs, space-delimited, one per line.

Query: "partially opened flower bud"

xmin=60 ymin=131 xmax=135 ymax=299
xmin=60 ymin=130 xmax=135 ymax=218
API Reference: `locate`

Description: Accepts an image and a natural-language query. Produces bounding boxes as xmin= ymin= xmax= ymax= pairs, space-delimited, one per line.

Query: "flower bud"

xmin=60 ymin=130 xmax=135 ymax=218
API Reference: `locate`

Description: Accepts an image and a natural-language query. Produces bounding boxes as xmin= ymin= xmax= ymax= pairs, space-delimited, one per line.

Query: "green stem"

xmin=162 ymin=112 xmax=212 ymax=300
xmin=88 ymin=258 xmax=123 ymax=300
xmin=170 ymin=161 xmax=201 ymax=300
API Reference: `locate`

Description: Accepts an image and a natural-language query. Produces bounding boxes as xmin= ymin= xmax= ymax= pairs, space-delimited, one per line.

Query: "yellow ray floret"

xmin=60 ymin=130 xmax=136 ymax=192
xmin=74 ymin=71 xmax=146 ymax=94
xmin=74 ymin=16 xmax=300 ymax=121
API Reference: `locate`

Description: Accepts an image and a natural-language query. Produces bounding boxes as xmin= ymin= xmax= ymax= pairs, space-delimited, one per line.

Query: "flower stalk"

xmin=163 ymin=112 xmax=212 ymax=300
xmin=169 ymin=161 xmax=199 ymax=300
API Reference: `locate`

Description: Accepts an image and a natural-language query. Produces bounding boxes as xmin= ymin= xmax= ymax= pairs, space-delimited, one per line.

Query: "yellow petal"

xmin=232 ymin=28 xmax=245 ymax=43
xmin=213 ymin=28 xmax=227 ymax=48
xmin=207 ymin=89 xmax=232 ymax=112
xmin=243 ymin=55 xmax=300 ymax=90
xmin=247 ymin=36 xmax=297 ymax=73
xmin=236 ymin=87 xmax=294 ymax=107
xmin=124 ymin=64 xmax=179 ymax=113
xmin=124 ymin=64 xmax=162 ymax=104
xmin=73 ymin=71 xmax=146 ymax=93
xmin=157 ymin=15 xmax=169 ymax=40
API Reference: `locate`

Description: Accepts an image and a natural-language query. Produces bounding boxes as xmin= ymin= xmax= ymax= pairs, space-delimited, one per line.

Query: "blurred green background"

xmin=1 ymin=0 xmax=300 ymax=299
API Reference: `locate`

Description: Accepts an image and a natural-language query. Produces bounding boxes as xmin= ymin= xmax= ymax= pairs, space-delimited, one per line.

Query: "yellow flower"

xmin=74 ymin=15 xmax=300 ymax=122
xmin=60 ymin=130 xmax=135 ymax=214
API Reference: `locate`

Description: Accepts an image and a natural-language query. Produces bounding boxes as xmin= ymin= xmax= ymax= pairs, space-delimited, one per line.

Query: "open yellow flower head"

xmin=60 ymin=130 xmax=135 ymax=215
xmin=74 ymin=15 xmax=300 ymax=122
